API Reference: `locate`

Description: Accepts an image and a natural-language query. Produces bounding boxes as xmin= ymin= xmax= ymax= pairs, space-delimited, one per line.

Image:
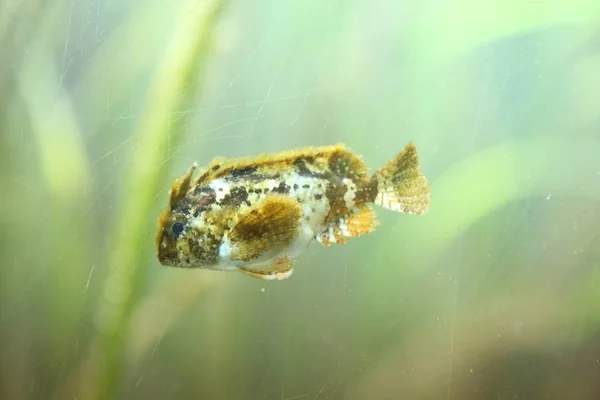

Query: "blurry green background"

xmin=2 ymin=0 xmax=600 ymax=399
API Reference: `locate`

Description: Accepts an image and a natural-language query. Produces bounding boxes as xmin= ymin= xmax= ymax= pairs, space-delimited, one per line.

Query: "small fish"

xmin=155 ymin=142 xmax=430 ymax=280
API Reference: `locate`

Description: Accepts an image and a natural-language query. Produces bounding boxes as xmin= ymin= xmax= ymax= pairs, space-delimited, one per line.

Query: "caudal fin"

xmin=368 ymin=142 xmax=430 ymax=214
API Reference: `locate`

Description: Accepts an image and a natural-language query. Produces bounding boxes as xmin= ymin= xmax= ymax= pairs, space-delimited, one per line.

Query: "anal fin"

xmin=317 ymin=226 xmax=347 ymax=247
xmin=317 ymin=206 xmax=378 ymax=246
xmin=341 ymin=205 xmax=378 ymax=237
xmin=240 ymin=257 xmax=294 ymax=280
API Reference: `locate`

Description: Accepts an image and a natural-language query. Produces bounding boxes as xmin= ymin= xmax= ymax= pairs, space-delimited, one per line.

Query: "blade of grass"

xmin=10 ymin=0 xmax=101 ymax=389
xmin=91 ymin=1 xmax=225 ymax=399
xmin=18 ymin=43 xmax=93 ymax=374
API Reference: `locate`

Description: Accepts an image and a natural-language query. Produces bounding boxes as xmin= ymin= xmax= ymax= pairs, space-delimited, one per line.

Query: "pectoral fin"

xmin=240 ymin=257 xmax=294 ymax=280
xmin=229 ymin=195 xmax=302 ymax=262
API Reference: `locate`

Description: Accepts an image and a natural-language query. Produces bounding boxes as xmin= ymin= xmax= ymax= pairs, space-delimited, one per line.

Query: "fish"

xmin=155 ymin=142 xmax=430 ymax=280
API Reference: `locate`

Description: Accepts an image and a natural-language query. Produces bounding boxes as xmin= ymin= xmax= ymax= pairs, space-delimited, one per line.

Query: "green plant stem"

xmin=92 ymin=2 xmax=224 ymax=399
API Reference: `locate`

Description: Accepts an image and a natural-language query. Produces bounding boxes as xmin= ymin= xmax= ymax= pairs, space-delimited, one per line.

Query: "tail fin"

xmin=367 ymin=142 xmax=430 ymax=214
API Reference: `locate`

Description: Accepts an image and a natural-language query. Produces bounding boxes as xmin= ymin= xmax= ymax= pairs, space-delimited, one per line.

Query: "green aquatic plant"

xmin=1 ymin=0 xmax=600 ymax=399
xmin=91 ymin=2 xmax=225 ymax=398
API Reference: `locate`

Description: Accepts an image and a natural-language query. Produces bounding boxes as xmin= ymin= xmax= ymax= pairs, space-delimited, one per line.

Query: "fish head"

xmin=155 ymin=165 xmax=222 ymax=268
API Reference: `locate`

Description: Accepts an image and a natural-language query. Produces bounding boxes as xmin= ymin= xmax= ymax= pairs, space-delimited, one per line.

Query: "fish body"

xmin=156 ymin=142 xmax=430 ymax=280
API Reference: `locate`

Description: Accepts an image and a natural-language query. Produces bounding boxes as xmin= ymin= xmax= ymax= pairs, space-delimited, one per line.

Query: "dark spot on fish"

xmin=220 ymin=186 xmax=249 ymax=207
xmin=171 ymin=195 xmax=194 ymax=215
xmin=293 ymin=158 xmax=318 ymax=178
xmin=248 ymin=188 xmax=254 ymax=193
xmin=296 ymin=197 xmax=303 ymax=202
xmin=229 ymin=166 xmax=257 ymax=179
xmin=180 ymin=205 xmax=191 ymax=215
xmin=205 ymin=231 xmax=218 ymax=243
xmin=356 ymin=178 xmax=378 ymax=203
xmin=255 ymin=188 xmax=262 ymax=194
xmin=212 ymin=164 xmax=221 ymax=171
xmin=293 ymin=183 xmax=299 ymax=190
xmin=190 ymin=187 xmax=216 ymax=215
xmin=232 ymin=172 xmax=280 ymax=183
xmin=314 ymin=193 xmax=323 ymax=201
xmin=245 ymin=200 xmax=252 ymax=207
xmin=199 ymin=193 xmax=216 ymax=207
xmin=324 ymin=181 xmax=350 ymax=223
xmin=328 ymin=152 xmax=349 ymax=177
xmin=317 ymin=183 xmax=322 ymax=188
xmin=194 ymin=185 xmax=212 ymax=196
xmin=302 ymin=184 xmax=310 ymax=189
xmin=272 ymin=181 xmax=291 ymax=194
xmin=218 ymin=188 xmax=223 ymax=191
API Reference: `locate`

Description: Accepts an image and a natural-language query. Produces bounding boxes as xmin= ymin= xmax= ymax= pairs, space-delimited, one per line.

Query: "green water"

xmin=1 ymin=1 xmax=600 ymax=399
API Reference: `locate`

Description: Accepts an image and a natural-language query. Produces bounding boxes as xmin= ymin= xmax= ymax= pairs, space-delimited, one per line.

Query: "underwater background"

xmin=1 ymin=0 xmax=600 ymax=399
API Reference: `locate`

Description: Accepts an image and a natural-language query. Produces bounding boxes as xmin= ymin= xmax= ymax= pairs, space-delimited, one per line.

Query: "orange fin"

xmin=343 ymin=205 xmax=379 ymax=237
xmin=369 ymin=142 xmax=430 ymax=214
xmin=229 ymin=196 xmax=302 ymax=262
xmin=317 ymin=226 xmax=347 ymax=246
xmin=240 ymin=257 xmax=294 ymax=280
xmin=317 ymin=206 xmax=378 ymax=246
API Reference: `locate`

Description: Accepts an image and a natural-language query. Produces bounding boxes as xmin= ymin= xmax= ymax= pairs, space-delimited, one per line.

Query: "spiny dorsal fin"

xmin=169 ymin=163 xmax=197 ymax=207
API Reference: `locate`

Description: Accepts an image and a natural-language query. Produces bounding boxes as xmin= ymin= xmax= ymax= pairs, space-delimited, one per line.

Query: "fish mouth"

xmin=155 ymin=229 xmax=179 ymax=266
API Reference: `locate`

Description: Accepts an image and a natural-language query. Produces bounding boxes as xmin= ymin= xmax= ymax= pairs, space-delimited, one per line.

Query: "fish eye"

xmin=172 ymin=222 xmax=184 ymax=236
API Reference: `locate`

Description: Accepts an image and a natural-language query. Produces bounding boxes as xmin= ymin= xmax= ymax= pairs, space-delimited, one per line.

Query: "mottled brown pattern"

xmin=192 ymin=144 xmax=354 ymax=187
xmin=156 ymin=142 xmax=430 ymax=279
xmin=155 ymin=189 xmax=226 ymax=268
xmin=220 ymin=186 xmax=249 ymax=208
xmin=355 ymin=178 xmax=378 ymax=204
xmin=327 ymin=147 xmax=368 ymax=181
xmin=187 ymin=228 xmax=221 ymax=265
xmin=324 ymin=181 xmax=350 ymax=223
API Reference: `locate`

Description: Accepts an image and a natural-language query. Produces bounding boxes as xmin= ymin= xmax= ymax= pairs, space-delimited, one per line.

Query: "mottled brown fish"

xmin=155 ymin=142 xmax=430 ymax=280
